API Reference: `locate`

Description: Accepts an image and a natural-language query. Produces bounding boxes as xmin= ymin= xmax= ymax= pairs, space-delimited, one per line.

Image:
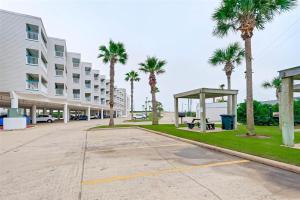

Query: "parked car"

xmin=78 ymin=115 xmax=88 ymax=120
xmin=133 ymin=113 xmax=147 ymax=120
xmin=36 ymin=115 xmax=57 ymax=123
xmin=90 ymin=115 xmax=99 ymax=119
xmin=0 ymin=114 xmax=31 ymax=125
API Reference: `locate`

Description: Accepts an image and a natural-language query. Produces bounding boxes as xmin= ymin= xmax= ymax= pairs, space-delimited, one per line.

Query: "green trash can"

xmin=220 ymin=115 xmax=235 ymax=130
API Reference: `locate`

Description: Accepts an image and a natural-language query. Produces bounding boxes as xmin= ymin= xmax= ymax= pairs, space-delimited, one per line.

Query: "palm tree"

xmin=125 ymin=70 xmax=140 ymax=120
xmin=212 ymin=0 xmax=296 ymax=135
xmin=139 ymin=56 xmax=166 ymax=125
xmin=209 ymin=42 xmax=244 ymax=114
xmin=262 ymin=77 xmax=282 ymax=100
xmin=98 ymin=40 xmax=128 ymax=126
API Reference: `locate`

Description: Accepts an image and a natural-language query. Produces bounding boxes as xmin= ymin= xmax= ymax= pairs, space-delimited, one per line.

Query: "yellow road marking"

xmin=92 ymin=143 xmax=189 ymax=152
xmin=82 ymin=159 xmax=249 ymax=185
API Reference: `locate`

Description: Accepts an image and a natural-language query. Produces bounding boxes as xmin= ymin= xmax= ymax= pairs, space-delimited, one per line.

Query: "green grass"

xmin=139 ymin=124 xmax=300 ymax=166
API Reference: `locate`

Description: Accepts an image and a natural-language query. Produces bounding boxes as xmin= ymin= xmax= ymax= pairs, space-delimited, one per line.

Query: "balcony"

xmin=85 ymin=97 xmax=91 ymax=102
xmin=73 ymin=78 xmax=80 ymax=84
xmin=73 ymin=93 xmax=80 ymax=100
xmin=85 ymin=84 xmax=91 ymax=89
xmin=27 ymin=31 xmax=38 ymax=40
xmin=56 ymin=70 xmax=64 ymax=76
xmin=55 ymin=89 xmax=64 ymax=96
xmin=40 ymin=84 xmax=47 ymax=93
xmin=26 ymin=56 xmax=38 ymax=65
xmin=85 ymin=71 xmax=91 ymax=76
xmin=26 ymin=80 xmax=39 ymax=91
xmin=55 ymin=51 xmax=64 ymax=57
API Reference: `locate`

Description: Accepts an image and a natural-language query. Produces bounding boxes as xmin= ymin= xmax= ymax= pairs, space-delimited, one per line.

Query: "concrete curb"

xmin=137 ymin=127 xmax=300 ymax=174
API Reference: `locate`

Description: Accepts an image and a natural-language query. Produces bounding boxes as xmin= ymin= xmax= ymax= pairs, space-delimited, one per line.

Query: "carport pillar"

xmin=63 ymin=103 xmax=68 ymax=124
xmin=87 ymin=106 xmax=91 ymax=121
xmin=227 ymin=96 xmax=232 ymax=114
xmin=231 ymin=94 xmax=238 ymax=129
xmin=174 ymin=97 xmax=179 ymax=128
xmin=31 ymin=105 xmax=37 ymax=124
xmin=199 ymin=93 xmax=206 ymax=132
xmin=101 ymin=109 xmax=104 ymax=119
xmin=10 ymin=91 xmax=18 ymax=109
xmin=43 ymin=108 xmax=46 ymax=114
xmin=280 ymin=77 xmax=294 ymax=147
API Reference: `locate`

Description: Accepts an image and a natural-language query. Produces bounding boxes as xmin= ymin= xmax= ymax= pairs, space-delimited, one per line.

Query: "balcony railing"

xmin=27 ymin=31 xmax=38 ymax=40
xmin=94 ymin=77 xmax=99 ymax=81
xmin=26 ymin=80 xmax=39 ymax=90
xmin=73 ymin=78 xmax=80 ymax=83
xmin=56 ymin=70 xmax=64 ymax=76
xmin=26 ymin=56 xmax=38 ymax=65
xmin=85 ymin=71 xmax=91 ymax=76
xmin=94 ymin=99 xmax=99 ymax=103
xmin=55 ymin=89 xmax=64 ymax=96
xmin=55 ymin=51 xmax=64 ymax=57
xmin=73 ymin=93 xmax=80 ymax=100
xmin=40 ymin=84 xmax=47 ymax=93
xmin=73 ymin=63 xmax=80 ymax=68
xmin=41 ymin=61 xmax=47 ymax=70
xmin=85 ymin=84 xmax=91 ymax=89
xmin=85 ymin=97 xmax=91 ymax=102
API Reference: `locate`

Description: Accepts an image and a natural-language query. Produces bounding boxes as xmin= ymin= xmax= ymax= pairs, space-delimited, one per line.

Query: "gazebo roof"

xmin=279 ymin=66 xmax=300 ymax=80
xmin=174 ymin=88 xmax=238 ymax=99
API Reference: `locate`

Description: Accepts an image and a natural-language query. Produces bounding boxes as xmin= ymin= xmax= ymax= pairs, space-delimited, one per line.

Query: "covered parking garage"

xmin=0 ymin=91 xmax=110 ymax=125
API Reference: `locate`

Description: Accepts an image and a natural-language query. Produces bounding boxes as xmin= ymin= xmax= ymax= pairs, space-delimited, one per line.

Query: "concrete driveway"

xmin=0 ymin=120 xmax=300 ymax=200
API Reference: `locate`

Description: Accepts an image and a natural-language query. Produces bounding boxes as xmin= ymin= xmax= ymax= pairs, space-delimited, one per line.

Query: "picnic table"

xmin=186 ymin=118 xmax=215 ymax=130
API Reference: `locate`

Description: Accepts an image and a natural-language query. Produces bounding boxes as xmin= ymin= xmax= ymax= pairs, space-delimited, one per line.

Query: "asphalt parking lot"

xmin=0 ymin=120 xmax=300 ymax=200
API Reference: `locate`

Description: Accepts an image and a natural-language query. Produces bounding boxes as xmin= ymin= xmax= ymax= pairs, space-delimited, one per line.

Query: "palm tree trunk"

xmin=150 ymin=74 xmax=158 ymax=125
xmin=109 ymin=61 xmax=115 ymax=126
xmin=227 ymin=75 xmax=232 ymax=114
xmin=130 ymin=80 xmax=134 ymax=120
xmin=245 ymin=37 xmax=255 ymax=135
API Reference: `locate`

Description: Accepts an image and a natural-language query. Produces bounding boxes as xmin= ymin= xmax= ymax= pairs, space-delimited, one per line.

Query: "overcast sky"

xmin=1 ymin=0 xmax=299 ymax=111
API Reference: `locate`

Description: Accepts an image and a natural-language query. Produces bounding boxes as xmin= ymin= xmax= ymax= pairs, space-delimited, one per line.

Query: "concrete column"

xmin=63 ymin=103 xmax=68 ymax=124
xmin=87 ymin=106 xmax=91 ymax=121
xmin=43 ymin=108 xmax=46 ymax=114
xmin=10 ymin=91 xmax=18 ymax=109
xmin=280 ymin=77 xmax=294 ymax=147
xmin=227 ymin=96 xmax=232 ymax=114
xmin=49 ymin=109 xmax=53 ymax=115
xmin=200 ymin=93 xmax=206 ymax=132
xmin=101 ymin=109 xmax=104 ymax=119
xmin=174 ymin=97 xmax=179 ymax=128
xmin=31 ymin=105 xmax=37 ymax=124
xmin=231 ymin=94 xmax=237 ymax=129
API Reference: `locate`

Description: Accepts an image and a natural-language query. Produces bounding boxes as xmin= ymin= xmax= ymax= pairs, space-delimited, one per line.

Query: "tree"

xmin=212 ymin=0 xmax=296 ymax=135
xmin=125 ymin=70 xmax=140 ymax=120
xmin=262 ymin=77 xmax=281 ymax=100
xmin=139 ymin=56 xmax=166 ymax=125
xmin=98 ymin=40 xmax=128 ymax=126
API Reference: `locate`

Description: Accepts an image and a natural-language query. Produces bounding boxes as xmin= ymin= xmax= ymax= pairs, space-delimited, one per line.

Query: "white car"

xmin=133 ymin=113 xmax=147 ymax=120
xmin=36 ymin=115 xmax=57 ymax=123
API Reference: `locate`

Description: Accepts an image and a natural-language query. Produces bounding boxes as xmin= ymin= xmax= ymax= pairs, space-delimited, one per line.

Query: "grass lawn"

xmin=138 ymin=124 xmax=300 ymax=166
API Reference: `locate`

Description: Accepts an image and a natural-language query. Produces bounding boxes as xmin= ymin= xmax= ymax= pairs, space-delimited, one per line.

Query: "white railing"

xmin=56 ymin=89 xmax=64 ymax=96
xmin=85 ymin=97 xmax=91 ymax=102
xmin=26 ymin=80 xmax=39 ymax=90
xmin=85 ymin=71 xmax=91 ymax=76
xmin=55 ymin=51 xmax=64 ymax=57
xmin=94 ymin=88 xmax=99 ymax=93
xmin=94 ymin=99 xmax=99 ymax=103
xmin=56 ymin=70 xmax=64 ymax=76
xmin=73 ymin=93 xmax=80 ymax=100
xmin=94 ymin=77 xmax=99 ymax=81
xmin=73 ymin=63 xmax=80 ymax=68
xmin=73 ymin=78 xmax=80 ymax=83
xmin=40 ymin=84 xmax=47 ymax=93
xmin=85 ymin=84 xmax=91 ymax=89
xmin=27 ymin=31 xmax=38 ymax=40
xmin=26 ymin=56 xmax=38 ymax=65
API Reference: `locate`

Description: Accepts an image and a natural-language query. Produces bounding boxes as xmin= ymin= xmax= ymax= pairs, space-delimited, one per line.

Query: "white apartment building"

xmin=0 ymin=10 xmax=130 ymax=124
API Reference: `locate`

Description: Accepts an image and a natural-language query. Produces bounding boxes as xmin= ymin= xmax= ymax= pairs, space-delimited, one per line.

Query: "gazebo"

xmin=278 ymin=66 xmax=300 ymax=147
xmin=174 ymin=88 xmax=238 ymax=132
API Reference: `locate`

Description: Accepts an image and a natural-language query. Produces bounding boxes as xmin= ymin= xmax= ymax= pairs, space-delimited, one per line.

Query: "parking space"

xmin=0 ymin=122 xmax=300 ymax=200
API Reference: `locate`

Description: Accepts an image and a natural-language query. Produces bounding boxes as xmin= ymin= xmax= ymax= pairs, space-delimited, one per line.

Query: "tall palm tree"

xmin=209 ymin=42 xmax=244 ymax=113
xmin=139 ymin=56 xmax=166 ymax=125
xmin=262 ymin=77 xmax=281 ymax=100
xmin=125 ymin=70 xmax=140 ymax=120
xmin=98 ymin=40 xmax=128 ymax=126
xmin=212 ymin=0 xmax=296 ymax=135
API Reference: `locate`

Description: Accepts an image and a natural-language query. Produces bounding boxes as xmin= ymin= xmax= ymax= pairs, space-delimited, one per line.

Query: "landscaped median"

xmin=91 ymin=124 xmax=300 ymax=168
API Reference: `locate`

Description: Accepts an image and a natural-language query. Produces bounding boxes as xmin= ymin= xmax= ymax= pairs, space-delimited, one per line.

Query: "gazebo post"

xmin=174 ymin=97 xmax=179 ymax=128
xmin=232 ymin=94 xmax=237 ymax=129
xmin=280 ymin=77 xmax=294 ymax=147
xmin=199 ymin=93 xmax=206 ymax=132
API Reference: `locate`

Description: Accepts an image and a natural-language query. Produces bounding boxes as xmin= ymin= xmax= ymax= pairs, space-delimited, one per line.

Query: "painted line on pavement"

xmin=82 ymin=159 xmax=250 ymax=185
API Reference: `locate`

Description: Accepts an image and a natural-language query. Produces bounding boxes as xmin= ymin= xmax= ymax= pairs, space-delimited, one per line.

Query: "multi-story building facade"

xmin=0 ymin=9 xmax=130 ymax=124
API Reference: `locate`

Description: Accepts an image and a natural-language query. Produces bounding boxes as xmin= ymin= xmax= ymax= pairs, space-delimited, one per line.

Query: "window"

xmin=55 ymin=64 xmax=64 ymax=76
xmin=72 ymin=58 xmax=80 ymax=68
xmin=85 ymin=67 xmax=91 ymax=75
xmin=26 ymin=49 xmax=39 ymax=65
xmin=73 ymin=74 xmax=80 ymax=83
xmin=55 ymin=83 xmax=64 ymax=96
xmin=26 ymin=24 xmax=39 ymax=40
xmin=73 ymin=89 xmax=80 ymax=100
xmin=26 ymin=73 xmax=39 ymax=90
xmin=55 ymin=45 xmax=64 ymax=57
xmin=85 ymin=93 xmax=91 ymax=102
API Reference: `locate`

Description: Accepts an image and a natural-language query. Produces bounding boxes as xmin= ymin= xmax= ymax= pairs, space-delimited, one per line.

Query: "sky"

xmin=1 ymin=0 xmax=299 ymax=111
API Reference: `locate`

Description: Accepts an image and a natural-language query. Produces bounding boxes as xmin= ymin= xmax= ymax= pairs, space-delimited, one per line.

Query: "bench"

xmin=186 ymin=118 xmax=215 ymax=130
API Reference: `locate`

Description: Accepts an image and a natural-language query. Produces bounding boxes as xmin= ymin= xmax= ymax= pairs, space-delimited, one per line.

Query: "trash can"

xmin=220 ymin=115 xmax=235 ymax=130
